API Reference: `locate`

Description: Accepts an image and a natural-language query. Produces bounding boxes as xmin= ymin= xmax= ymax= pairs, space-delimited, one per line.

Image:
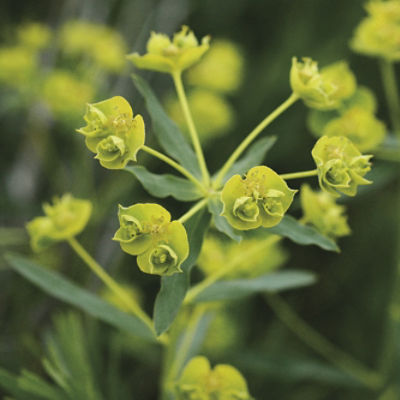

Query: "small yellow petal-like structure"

xmin=127 ymin=26 xmax=210 ymax=74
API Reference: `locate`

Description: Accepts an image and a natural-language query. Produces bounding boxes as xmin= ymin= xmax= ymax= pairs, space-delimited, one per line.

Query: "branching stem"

xmin=213 ymin=93 xmax=299 ymax=189
xmin=172 ymin=71 xmax=210 ymax=186
xmin=280 ymin=169 xmax=318 ymax=180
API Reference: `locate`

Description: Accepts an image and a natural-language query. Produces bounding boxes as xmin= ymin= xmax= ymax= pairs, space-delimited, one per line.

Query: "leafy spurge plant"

xmin=12 ymin=20 xmax=380 ymax=399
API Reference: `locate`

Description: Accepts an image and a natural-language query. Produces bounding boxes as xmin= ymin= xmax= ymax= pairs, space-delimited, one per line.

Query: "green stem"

xmin=184 ymin=236 xmax=281 ymax=304
xmin=279 ymin=169 xmax=318 ymax=180
xmin=67 ymin=237 xmax=155 ymax=336
xmin=141 ymin=145 xmax=206 ymax=193
xmin=265 ymin=293 xmax=384 ymax=390
xmin=178 ymin=198 xmax=208 ymax=224
xmin=380 ymin=59 xmax=400 ymax=137
xmin=172 ymin=71 xmax=210 ymax=186
xmin=165 ymin=305 xmax=207 ymax=387
xmin=213 ymin=93 xmax=299 ymax=189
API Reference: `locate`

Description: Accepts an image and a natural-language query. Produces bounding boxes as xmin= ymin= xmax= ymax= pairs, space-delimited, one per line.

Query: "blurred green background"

xmin=0 ymin=0 xmax=398 ymax=399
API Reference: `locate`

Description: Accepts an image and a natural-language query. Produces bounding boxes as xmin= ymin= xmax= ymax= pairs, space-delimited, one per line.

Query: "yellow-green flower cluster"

xmin=42 ymin=70 xmax=95 ymax=121
xmin=127 ymin=26 xmax=210 ymax=74
xmin=77 ymin=96 xmax=145 ymax=169
xmin=290 ymin=58 xmax=356 ymax=110
xmin=165 ymin=89 xmax=234 ymax=143
xmin=113 ymin=203 xmax=189 ymax=276
xmin=300 ymin=184 xmax=350 ymax=239
xmin=26 ymin=194 xmax=92 ymax=252
xmin=59 ymin=20 xmax=128 ymax=72
xmin=175 ymin=356 xmax=253 ymax=400
xmin=198 ymin=234 xmax=287 ymax=279
xmin=17 ymin=22 xmax=51 ymax=51
xmin=351 ymin=0 xmax=400 ymax=61
xmin=221 ymin=166 xmax=296 ymax=230
xmin=312 ymin=136 xmax=373 ymax=197
xmin=308 ymin=82 xmax=386 ymax=152
xmin=0 ymin=46 xmax=37 ymax=89
xmin=186 ymin=39 xmax=244 ymax=93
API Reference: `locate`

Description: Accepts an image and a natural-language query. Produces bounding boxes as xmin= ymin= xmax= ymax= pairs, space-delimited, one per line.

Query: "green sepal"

xmin=26 ymin=194 xmax=92 ymax=252
xmin=221 ymin=166 xmax=296 ymax=230
xmin=312 ymin=135 xmax=373 ymax=197
xmin=113 ymin=203 xmax=170 ymax=256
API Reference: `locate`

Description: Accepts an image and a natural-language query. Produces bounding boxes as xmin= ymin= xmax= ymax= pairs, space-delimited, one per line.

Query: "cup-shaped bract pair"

xmin=113 ymin=203 xmax=189 ymax=276
xmin=300 ymin=184 xmax=350 ymax=239
xmin=127 ymin=25 xmax=210 ymax=74
xmin=26 ymin=194 xmax=92 ymax=252
xmin=290 ymin=58 xmax=356 ymax=110
xmin=312 ymin=136 xmax=373 ymax=197
xmin=221 ymin=166 xmax=296 ymax=230
xmin=351 ymin=1 xmax=400 ymax=61
xmin=77 ymin=96 xmax=145 ymax=169
xmin=175 ymin=356 xmax=253 ymax=400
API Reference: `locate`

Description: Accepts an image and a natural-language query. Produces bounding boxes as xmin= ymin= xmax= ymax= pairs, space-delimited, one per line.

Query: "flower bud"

xmin=221 ymin=166 xmax=296 ymax=230
xmin=290 ymin=57 xmax=339 ymax=110
xmin=312 ymin=136 xmax=373 ymax=197
xmin=300 ymin=184 xmax=350 ymax=239
xmin=76 ymin=96 xmax=145 ymax=169
xmin=322 ymin=106 xmax=386 ymax=152
xmin=26 ymin=194 xmax=92 ymax=252
xmin=175 ymin=356 xmax=253 ymax=400
xmin=113 ymin=204 xmax=189 ymax=276
xmin=127 ymin=25 xmax=210 ymax=74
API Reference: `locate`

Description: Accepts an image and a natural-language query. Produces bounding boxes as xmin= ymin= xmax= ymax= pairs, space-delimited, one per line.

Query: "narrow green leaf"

xmin=207 ymin=195 xmax=242 ymax=242
xmin=213 ymin=136 xmax=277 ymax=184
xmin=153 ymin=208 xmax=211 ymax=336
xmin=0 ymin=368 xmax=33 ymax=400
xmin=266 ymin=215 xmax=339 ymax=252
xmin=124 ymin=165 xmax=202 ymax=201
xmin=233 ymin=352 xmax=361 ymax=387
xmin=194 ymin=270 xmax=316 ymax=302
xmin=131 ymin=74 xmax=201 ymax=178
xmin=4 ymin=253 xmax=156 ymax=342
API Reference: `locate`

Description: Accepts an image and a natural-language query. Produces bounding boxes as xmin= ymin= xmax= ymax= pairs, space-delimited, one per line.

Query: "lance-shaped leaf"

xmin=193 ymin=270 xmax=316 ymax=302
xmin=125 ymin=165 xmax=203 ymax=201
xmin=213 ymin=136 xmax=277 ymax=185
xmin=153 ymin=208 xmax=211 ymax=336
xmin=4 ymin=253 xmax=156 ymax=342
xmin=266 ymin=215 xmax=339 ymax=252
xmin=131 ymin=74 xmax=201 ymax=178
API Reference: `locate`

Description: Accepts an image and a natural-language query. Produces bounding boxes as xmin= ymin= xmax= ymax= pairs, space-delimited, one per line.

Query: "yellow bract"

xmin=127 ymin=26 xmax=210 ymax=74
xmin=26 ymin=194 xmax=92 ymax=252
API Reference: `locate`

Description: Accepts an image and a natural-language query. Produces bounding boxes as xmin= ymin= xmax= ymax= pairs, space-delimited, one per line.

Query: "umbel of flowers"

xmin=76 ymin=96 xmax=145 ymax=169
xmin=221 ymin=166 xmax=296 ymax=230
xmin=113 ymin=203 xmax=189 ymax=276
